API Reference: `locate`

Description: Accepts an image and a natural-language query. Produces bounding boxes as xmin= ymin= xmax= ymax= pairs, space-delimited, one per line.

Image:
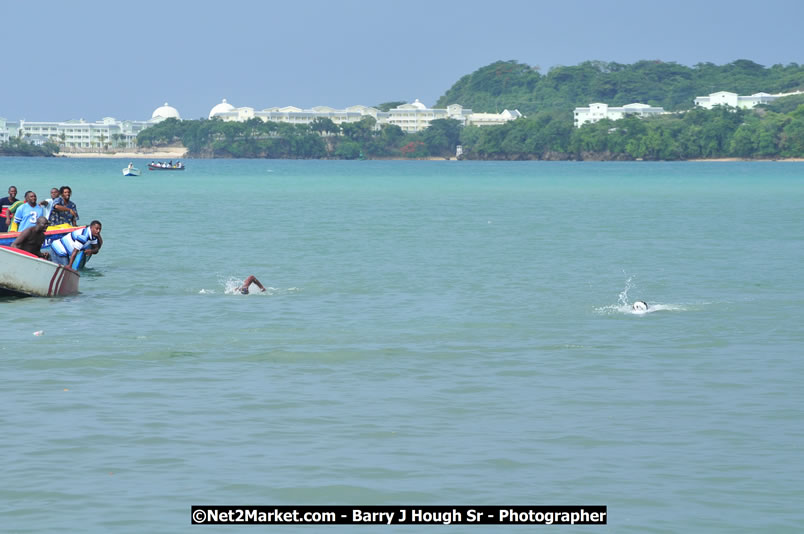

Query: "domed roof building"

xmin=209 ymin=99 xmax=235 ymax=119
xmin=151 ymin=102 xmax=181 ymax=121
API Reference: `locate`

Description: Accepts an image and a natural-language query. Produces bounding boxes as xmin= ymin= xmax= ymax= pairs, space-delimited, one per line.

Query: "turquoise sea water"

xmin=0 ymin=158 xmax=802 ymax=533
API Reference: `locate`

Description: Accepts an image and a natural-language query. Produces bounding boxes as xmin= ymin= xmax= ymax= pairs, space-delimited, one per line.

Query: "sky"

xmin=2 ymin=0 xmax=803 ymax=122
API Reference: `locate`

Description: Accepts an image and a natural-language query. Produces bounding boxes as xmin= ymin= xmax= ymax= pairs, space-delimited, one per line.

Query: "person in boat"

xmin=40 ymin=187 xmax=60 ymax=219
xmin=49 ymin=186 xmax=79 ymax=227
xmin=48 ymin=220 xmax=102 ymax=267
xmin=238 ymin=275 xmax=266 ymax=294
xmin=13 ymin=191 xmax=45 ymax=232
xmin=0 ymin=186 xmax=18 ymax=232
xmin=5 ymin=199 xmax=26 ymax=232
xmin=10 ymin=217 xmax=50 ymax=259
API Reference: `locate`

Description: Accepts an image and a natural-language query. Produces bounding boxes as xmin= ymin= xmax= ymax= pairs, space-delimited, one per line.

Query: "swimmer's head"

xmin=632 ymin=300 xmax=648 ymax=312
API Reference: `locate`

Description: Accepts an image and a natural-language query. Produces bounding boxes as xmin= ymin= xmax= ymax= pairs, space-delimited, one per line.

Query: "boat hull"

xmin=0 ymin=246 xmax=79 ymax=297
xmin=123 ymin=168 xmax=141 ymax=176
xmin=148 ymin=164 xmax=184 ymax=171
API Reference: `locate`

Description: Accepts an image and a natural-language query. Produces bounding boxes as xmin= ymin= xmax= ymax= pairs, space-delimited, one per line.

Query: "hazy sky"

xmin=3 ymin=0 xmax=803 ymax=121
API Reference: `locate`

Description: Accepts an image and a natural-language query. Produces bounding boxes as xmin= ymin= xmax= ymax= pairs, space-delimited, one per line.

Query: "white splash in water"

xmin=617 ymin=275 xmax=635 ymax=308
xmin=595 ymin=275 xmax=686 ymax=315
xmin=222 ymin=277 xmax=245 ymax=295
xmin=213 ymin=276 xmax=300 ymax=296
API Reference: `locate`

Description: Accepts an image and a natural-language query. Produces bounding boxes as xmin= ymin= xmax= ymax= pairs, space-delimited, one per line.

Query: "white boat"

xmin=0 ymin=245 xmax=79 ymax=297
xmin=122 ymin=163 xmax=141 ymax=176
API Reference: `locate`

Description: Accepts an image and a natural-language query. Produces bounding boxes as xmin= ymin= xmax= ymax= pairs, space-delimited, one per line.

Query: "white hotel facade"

xmin=1 ymin=100 xmax=520 ymax=147
xmin=573 ymin=102 xmax=665 ymax=128
xmin=207 ymin=99 xmax=522 ymax=132
xmin=693 ymin=90 xmax=804 ymax=109
xmin=573 ymin=88 xmax=804 ymax=128
xmin=0 ymin=103 xmax=180 ymax=149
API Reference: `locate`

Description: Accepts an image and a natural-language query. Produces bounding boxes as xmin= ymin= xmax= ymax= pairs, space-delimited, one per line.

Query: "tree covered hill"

xmin=435 ymin=59 xmax=804 ymax=113
xmin=129 ymin=59 xmax=804 ymax=161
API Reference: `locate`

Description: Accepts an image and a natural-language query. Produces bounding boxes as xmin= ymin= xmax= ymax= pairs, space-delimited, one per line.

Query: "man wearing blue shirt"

xmin=14 ymin=191 xmax=45 ymax=232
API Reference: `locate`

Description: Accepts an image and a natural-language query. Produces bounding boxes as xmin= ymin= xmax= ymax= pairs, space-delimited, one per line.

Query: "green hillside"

xmin=435 ymin=59 xmax=804 ymax=113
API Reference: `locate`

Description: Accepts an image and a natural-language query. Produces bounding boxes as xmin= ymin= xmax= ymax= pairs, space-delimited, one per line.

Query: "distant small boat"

xmin=123 ymin=163 xmax=141 ymax=176
xmin=148 ymin=162 xmax=185 ymax=171
xmin=0 ymin=245 xmax=79 ymax=297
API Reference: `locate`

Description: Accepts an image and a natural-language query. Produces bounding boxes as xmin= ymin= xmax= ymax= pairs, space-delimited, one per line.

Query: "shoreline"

xmin=56 ymin=148 xmax=187 ymax=159
xmin=49 ymin=151 xmax=804 ymax=162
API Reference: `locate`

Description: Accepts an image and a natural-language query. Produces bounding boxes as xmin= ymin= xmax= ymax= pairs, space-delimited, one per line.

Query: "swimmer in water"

xmin=239 ymin=275 xmax=266 ymax=294
xmin=632 ymin=300 xmax=648 ymax=312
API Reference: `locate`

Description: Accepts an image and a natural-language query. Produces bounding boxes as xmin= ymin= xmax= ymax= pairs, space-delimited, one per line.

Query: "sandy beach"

xmin=57 ymin=147 xmax=187 ymax=159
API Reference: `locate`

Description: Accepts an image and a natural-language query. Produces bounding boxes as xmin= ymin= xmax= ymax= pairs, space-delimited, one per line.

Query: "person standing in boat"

xmin=49 ymin=186 xmax=79 ymax=227
xmin=13 ymin=191 xmax=45 ymax=232
xmin=0 ymin=186 xmax=18 ymax=232
xmin=10 ymin=217 xmax=50 ymax=259
xmin=5 ymin=199 xmax=26 ymax=232
xmin=40 ymin=187 xmax=60 ymax=219
xmin=49 ymin=220 xmax=102 ymax=267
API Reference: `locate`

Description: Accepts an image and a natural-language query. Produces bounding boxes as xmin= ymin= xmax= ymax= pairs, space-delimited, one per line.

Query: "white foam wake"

xmin=594 ymin=275 xmax=687 ymax=315
xmin=197 ymin=276 xmax=301 ymax=296
xmin=596 ymin=302 xmax=687 ymax=315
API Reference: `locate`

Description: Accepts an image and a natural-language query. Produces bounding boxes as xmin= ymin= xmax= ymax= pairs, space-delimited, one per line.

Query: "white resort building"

xmin=693 ymin=90 xmax=804 ymax=110
xmin=2 ymin=99 xmax=520 ymax=148
xmin=0 ymin=117 xmax=13 ymax=144
xmin=573 ymin=103 xmax=665 ymax=128
xmin=208 ymin=99 xmax=522 ymax=132
xmin=0 ymin=103 xmax=180 ymax=149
